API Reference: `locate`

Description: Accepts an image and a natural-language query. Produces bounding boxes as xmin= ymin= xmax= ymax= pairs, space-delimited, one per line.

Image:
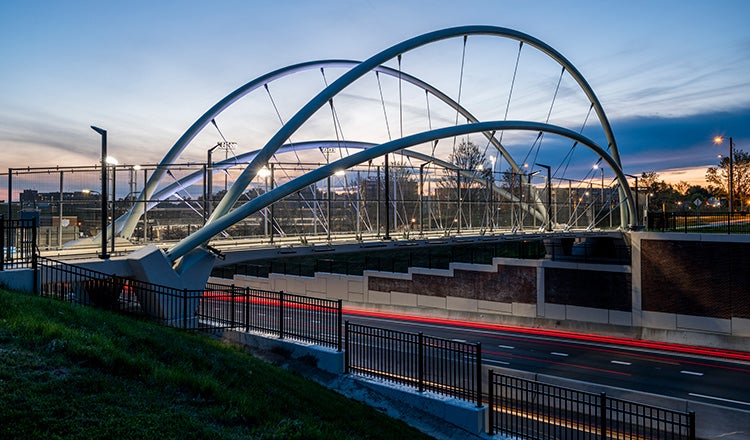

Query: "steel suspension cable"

xmin=264 ymin=83 xmax=303 ymax=165
xmin=554 ymin=103 xmax=594 ymax=179
xmin=522 ymin=66 xmax=565 ymax=169
xmin=452 ymin=35 xmax=468 ymax=157
xmin=376 ymin=71 xmax=393 ymax=141
xmin=498 ymin=41 xmax=523 ymax=145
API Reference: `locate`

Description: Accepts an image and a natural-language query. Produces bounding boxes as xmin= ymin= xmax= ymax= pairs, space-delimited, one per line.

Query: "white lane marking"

xmin=498 ymin=345 xmax=515 ymax=350
xmin=485 ymin=359 xmax=511 ymax=366
xmin=611 ymin=360 xmax=632 ymax=366
xmin=452 ymin=339 xmax=468 ymax=343
xmin=689 ymin=393 xmax=750 ymax=407
xmin=551 ymin=352 xmax=569 ymax=357
xmin=680 ymin=370 xmax=704 ymax=376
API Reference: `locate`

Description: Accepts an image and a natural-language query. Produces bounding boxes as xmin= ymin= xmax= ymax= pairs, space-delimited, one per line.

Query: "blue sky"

xmin=1 ymin=0 xmax=748 ymax=187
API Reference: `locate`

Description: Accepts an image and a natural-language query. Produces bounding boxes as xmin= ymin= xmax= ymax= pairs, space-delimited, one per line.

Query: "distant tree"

xmin=639 ymin=171 xmax=680 ymax=212
xmin=706 ymin=149 xmax=750 ymax=211
xmin=674 ymin=180 xmax=690 ymax=196
xmin=449 ymin=141 xmax=491 ymax=180
xmin=684 ymin=185 xmax=711 ymax=207
xmin=436 ymin=141 xmax=491 ymax=228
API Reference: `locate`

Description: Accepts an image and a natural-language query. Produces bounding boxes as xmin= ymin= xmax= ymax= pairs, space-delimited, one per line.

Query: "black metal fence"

xmin=0 ymin=217 xmax=37 ymax=270
xmin=345 ymin=321 xmax=482 ymax=406
xmin=36 ymin=257 xmax=342 ymax=349
xmin=203 ymin=282 xmax=342 ymax=350
xmin=488 ymin=371 xmax=695 ymax=439
xmin=38 ymin=256 xmax=206 ymax=328
xmin=648 ymin=211 xmax=750 ymax=234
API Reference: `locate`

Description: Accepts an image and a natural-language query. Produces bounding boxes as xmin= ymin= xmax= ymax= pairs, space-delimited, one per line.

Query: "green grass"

xmin=0 ymin=289 xmax=430 ymax=439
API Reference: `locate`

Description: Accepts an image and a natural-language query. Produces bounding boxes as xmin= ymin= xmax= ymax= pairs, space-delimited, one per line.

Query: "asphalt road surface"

xmin=345 ymin=309 xmax=750 ymax=412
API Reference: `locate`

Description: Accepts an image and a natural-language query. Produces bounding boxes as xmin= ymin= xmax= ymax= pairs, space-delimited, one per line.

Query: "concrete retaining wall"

xmin=218 ymin=231 xmax=750 ymax=351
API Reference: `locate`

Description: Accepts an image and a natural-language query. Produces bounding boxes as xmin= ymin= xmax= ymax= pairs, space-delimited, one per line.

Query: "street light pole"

xmin=91 ymin=126 xmax=109 ymax=259
xmin=206 ymin=143 xmax=221 ymax=222
xmin=625 ymin=174 xmax=640 ymax=228
xmin=535 ymin=163 xmax=552 ymax=231
xmin=110 ymin=163 xmax=116 ymax=255
xmin=714 ymin=136 xmax=734 ymax=214
xmin=419 ymin=161 xmax=432 ymax=236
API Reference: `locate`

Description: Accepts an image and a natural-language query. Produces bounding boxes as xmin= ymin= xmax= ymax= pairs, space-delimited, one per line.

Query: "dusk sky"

xmin=1 ymin=0 xmax=748 ymax=189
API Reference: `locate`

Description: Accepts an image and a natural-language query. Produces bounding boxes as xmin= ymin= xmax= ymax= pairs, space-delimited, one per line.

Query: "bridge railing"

xmin=344 ymin=321 xmax=482 ymax=406
xmin=648 ymin=211 xmax=750 ymax=234
xmin=488 ymin=370 xmax=695 ymax=439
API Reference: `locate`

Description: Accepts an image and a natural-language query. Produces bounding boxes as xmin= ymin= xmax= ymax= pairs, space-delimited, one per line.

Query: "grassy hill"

xmin=0 ymin=288 xmax=430 ymax=439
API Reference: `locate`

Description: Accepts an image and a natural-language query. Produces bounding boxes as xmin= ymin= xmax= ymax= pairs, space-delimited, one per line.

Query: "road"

xmin=344 ymin=309 xmax=750 ymax=412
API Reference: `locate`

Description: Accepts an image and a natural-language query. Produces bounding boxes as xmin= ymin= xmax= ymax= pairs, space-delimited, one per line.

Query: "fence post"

xmin=182 ymin=288 xmax=188 ymax=330
xmin=600 ymin=392 xmax=607 ymax=440
xmin=230 ymin=284 xmax=236 ymax=327
xmin=32 ymin=243 xmax=38 ymax=295
xmin=487 ymin=369 xmax=494 ymax=435
xmin=476 ymin=342 xmax=483 ymax=408
xmin=244 ymin=287 xmax=250 ymax=333
xmin=0 ymin=215 xmax=5 ymax=270
xmin=279 ymin=290 xmax=284 ymax=339
xmin=344 ymin=320 xmax=350 ymax=374
xmin=689 ymin=411 xmax=696 ymax=440
xmin=31 ymin=218 xmax=37 ymax=263
xmin=727 ymin=212 xmax=731 ymax=234
xmin=337 ymin=299 xmax=343 ymax=352
xmin=418 ymin=332 xmax=424 ymax=392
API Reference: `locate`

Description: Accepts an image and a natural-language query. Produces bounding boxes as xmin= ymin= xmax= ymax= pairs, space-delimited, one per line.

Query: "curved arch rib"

xmin=122 ymin=141 xmax=537 ymax=239
xmin=167 ymin=121 xmax=635 ymax=263
xmin=117 ymin=58 xmax=521 ymax=239
xmin=206 ymin=25 xmax=623 ymax=235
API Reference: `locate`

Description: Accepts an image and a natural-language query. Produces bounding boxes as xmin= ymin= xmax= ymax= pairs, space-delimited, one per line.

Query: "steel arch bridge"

xmin=109 ymin=25 xmax=636 ymax=269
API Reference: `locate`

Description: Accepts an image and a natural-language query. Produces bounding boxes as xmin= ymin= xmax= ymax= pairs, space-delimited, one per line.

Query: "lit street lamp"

xmin=91 ymin=126 xmax=109 ymax=259
xmin=714 ymin=136 xmax=734 ymax=214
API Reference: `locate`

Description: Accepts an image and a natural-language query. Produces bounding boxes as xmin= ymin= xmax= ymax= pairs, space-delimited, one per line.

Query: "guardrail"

xmin=488 ymin=371 xmax=695 ymax=439
xmin=345 ymin=321 xmax=482 ymax=406
xmin=0 ymin=217 xmax=37 ymax=270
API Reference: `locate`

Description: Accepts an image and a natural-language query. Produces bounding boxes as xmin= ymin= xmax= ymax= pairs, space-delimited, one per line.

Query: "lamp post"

xmin=106 ymin=156 xmax=119 ymax=255
xmin=488 ymin=155 xmax=496 ymax=232
xmin=205 ymin=143 xmax=222 ymax=222
xmin=625 ymin=174 xmax=640 ymax=227
xmin=419 ymin=161 xmax=432 ymax=236
xmin=526 ymin=169 xmax=541 ymax=230
xmin=256 ymin=165 xmax=272 ymax=240
xmin=91 ymin=126 xmax=109 ymax=259
xmin=714 ymin=136 xmax=734 ymax=214
xmin=535 ymin=163 xmax=552 ymax=231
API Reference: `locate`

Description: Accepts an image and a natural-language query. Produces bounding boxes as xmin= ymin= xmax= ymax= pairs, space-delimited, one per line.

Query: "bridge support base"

xmin=127 ymin=245 xmax=215 ymax=327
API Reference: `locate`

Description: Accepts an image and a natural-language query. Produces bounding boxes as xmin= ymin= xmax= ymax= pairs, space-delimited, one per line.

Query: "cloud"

xmin=612 ymin=107 xmax=750 ymax=175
